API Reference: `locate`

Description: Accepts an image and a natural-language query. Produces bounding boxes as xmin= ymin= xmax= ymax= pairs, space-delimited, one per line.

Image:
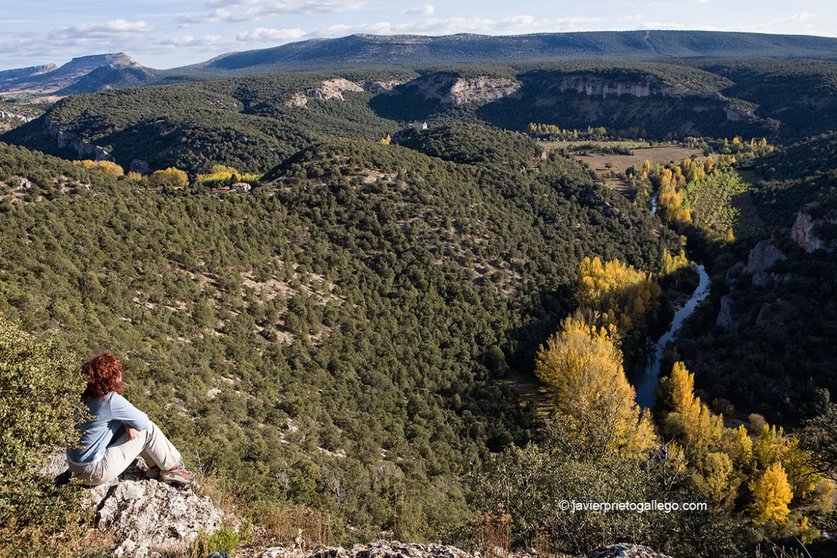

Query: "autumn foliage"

xmin=535 ymin=315 xmax=656 ymax=458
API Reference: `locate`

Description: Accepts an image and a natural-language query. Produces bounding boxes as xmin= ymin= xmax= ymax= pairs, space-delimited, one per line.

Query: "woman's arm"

xmin=108 ymin=393 xmax=152 ymax=431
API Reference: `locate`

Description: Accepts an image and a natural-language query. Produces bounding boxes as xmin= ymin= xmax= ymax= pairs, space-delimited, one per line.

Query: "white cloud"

xmin=309 ymin=14 xmax=602 ymax=38
xmin=786 ymin=12 xmax=816 ymax=22
xmin=157 ymin=34 xmax=235 ymax=49
xmin=236 ymin=27 xmax=307 ymax=42
xmin=403 ymin=5 xmax=435 ymax=17
xmin=182 ymin=0 xmax=366 ymax=24
xmin=51 ymin=19 xmax=153 ymax=41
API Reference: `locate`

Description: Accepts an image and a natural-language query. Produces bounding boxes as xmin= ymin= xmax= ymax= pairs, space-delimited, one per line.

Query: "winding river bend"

xmin=635 ymin=263 xmax=711 ymax=408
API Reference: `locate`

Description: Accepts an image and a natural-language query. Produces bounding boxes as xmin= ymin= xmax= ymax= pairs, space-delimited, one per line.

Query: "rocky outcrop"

xmin=41 ymin=454 xmax=227 ymax=558
xmin=286 ymin=78 xmax=367 ymax=108
xmin=46 ymin=118 xmax=112 ymax=160
xmin=363 ymin=80 xmax=404 ymax=93
xmin=717 ymin=238 xmax=789 ymax=331
xmin=308 ymin=78 xmax=364 ymax=101
xmin=257 ymin=541 xmax=671 ymax=558
xmin=749 ymin=238 xmax=787 ymax=287
xmin=747 ymin=239 xmax=787 ymax=276
xmin=724 ymin=261 xmax=747 ymax=290
xmin=716 ymin=295 xmax=743 ymax=333
xmin=792 ymin=202 xmax=837 ymax=253
xmin=548 ymin=76 xmax=683 ymax=98
xmin=444 ymin=77 xmax=521 ymax=105
xmin=587 ymin=544 xmax=672 ymax=558
xmin=396 ymin=74 xmax=521 ymax=105
xmin=92 ymin=479 xmax=224 ymax=557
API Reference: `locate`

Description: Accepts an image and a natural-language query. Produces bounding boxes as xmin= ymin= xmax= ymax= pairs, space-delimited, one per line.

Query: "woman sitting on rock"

xmin=66 ymin=353 xmax=194 ymax=486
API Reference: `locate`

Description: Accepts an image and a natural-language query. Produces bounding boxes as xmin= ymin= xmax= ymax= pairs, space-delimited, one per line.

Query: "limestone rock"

xmin=587 ymin=544 xmax=673 ymax=558
xmin=792 ymin=202 xmax=837 ymax=253
xmin=259 ymin=541 xmax=472 ymax=558
xmin=95 ymin=479 xmax=224 ymax=557
xmin=443 ymin=77 xmax=522 ymax=105
xmin=755 ymin=299 xmax=790 ymax=330
xmin=306 ymin=78 xmax=364 ymax=101
xmin=724 ymin=261 xmax=747 ymax=289
xmin=716 ymin=295 xmax=742 ymax=332
xmin=746 ymin=240 xmax=786 ymax=276
xmin=38 ymin=453 xmax=226 ymax=557
xmin=363 ymin=80 xmax=404 ymax=93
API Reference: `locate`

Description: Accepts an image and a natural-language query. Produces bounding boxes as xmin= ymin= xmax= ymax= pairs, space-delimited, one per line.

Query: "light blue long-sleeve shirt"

xmin=66 ymin=392 xmax=151 ymax=465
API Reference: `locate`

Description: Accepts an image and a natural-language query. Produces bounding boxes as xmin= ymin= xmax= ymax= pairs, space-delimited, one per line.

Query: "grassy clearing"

xmin=540 ymin=141 xmax=703 ymax=189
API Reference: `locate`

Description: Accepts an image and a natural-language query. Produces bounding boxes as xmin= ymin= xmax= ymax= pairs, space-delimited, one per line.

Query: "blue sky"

xmin=1 ymin=0 xmax=834 ymax=70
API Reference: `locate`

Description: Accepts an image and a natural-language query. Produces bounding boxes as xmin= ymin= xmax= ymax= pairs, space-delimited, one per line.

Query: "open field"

xmin=540 ymin=141 xmax=703 ymax=189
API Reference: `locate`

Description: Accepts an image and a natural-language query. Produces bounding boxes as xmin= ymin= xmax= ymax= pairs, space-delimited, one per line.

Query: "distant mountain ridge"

xmin=193 ymin=31 xmax=837 ymax=73
xmin=0 ymin=53 xmax=159 ymax=97
xmin=1 ymin=30 xmax=835 ymax=100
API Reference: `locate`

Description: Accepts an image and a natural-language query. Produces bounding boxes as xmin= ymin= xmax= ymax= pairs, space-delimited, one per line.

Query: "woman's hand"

xmin=126 ymin=426 xmax=140 ymax=441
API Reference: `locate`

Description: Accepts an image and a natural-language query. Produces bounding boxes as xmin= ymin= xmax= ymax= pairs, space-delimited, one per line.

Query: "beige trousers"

xmin=67 ymin=421 xmax=182 ymax=486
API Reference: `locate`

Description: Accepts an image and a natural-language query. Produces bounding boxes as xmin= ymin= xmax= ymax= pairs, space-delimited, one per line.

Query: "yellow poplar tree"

xmin=782 ymin=438 xmax=821 ymax=500
xmin=665 ymin=361 xmax=724 ymax=452
xmin=693 ymin=451 xmax=737 ymax=508
xmin=660 ymin=248 xmax=689 ymax=277
xmin=749 ymin=462 xmax=793 ymax=525
xmin=729 ymin=424 xmax=754 ymax=470
xmin=535 ymin=316 xmax=656 ymax=458
xmin=754 ymin=423 xmax=786 ymax=470
xmin=576 ymin=256 xmax=661 ymax=338
xmin=148 ymin=167 xmax=189 ymax=189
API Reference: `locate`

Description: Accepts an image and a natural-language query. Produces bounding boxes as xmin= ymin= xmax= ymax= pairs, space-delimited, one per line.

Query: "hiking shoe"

xmin=159 ymin=464 xmax=194 ymax=485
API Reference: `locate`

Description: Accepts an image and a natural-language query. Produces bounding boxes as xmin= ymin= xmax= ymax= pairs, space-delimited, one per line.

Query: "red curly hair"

xmin=81 ymin=353 xmax=125 ymax=399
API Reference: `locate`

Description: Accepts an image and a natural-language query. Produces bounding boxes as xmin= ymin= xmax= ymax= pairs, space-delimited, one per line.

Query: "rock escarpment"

xmin=792 ymin=202 xmax=837 ymax=253
xmin=388 ymin=73 xmax=522 ymax=105
xmin=717 ymin=236 xmax=789 ymax=332
xmin=717 ymin=202 xmax=836 ymax=332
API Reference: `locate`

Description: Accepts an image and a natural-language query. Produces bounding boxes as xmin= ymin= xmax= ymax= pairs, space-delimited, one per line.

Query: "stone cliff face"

xmin=792 ymin=202 xmax=837 ymax=253
xmin=45 ymin=118 xmax=112 ymax=160
xmin=396 ymin=74 xmax=522 ymax=105
xmin=286 ymin=78 xmax=376 ymax=108
xmin=546 ymin=76 xmax=684 ymax=98
xmin=443 ymin=77 xmax=522 ymax=105
xmin=716 ymin=202 xmax=836 ymax=332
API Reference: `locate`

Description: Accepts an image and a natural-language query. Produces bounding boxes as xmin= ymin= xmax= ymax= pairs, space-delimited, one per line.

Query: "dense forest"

xmin=2 ymin=55 xmax=837 ymax=558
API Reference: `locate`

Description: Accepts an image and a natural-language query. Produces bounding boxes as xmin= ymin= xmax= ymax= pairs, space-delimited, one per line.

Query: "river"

xmin=634 ymin=262 xmax=711 ymax=408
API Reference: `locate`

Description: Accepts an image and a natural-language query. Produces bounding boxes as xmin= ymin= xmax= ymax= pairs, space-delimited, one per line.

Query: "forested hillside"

xmin=0 ymin=137 xmax=675 ymax=544
xmin=672 ymin=133 xmax=837 ymax=424
xmin=5 ymin=61 xmax=836 ymax=175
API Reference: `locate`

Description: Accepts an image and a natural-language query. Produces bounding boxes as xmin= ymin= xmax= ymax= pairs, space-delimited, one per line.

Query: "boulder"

xmin=755 ymin=299 xmax=790 ymax=330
